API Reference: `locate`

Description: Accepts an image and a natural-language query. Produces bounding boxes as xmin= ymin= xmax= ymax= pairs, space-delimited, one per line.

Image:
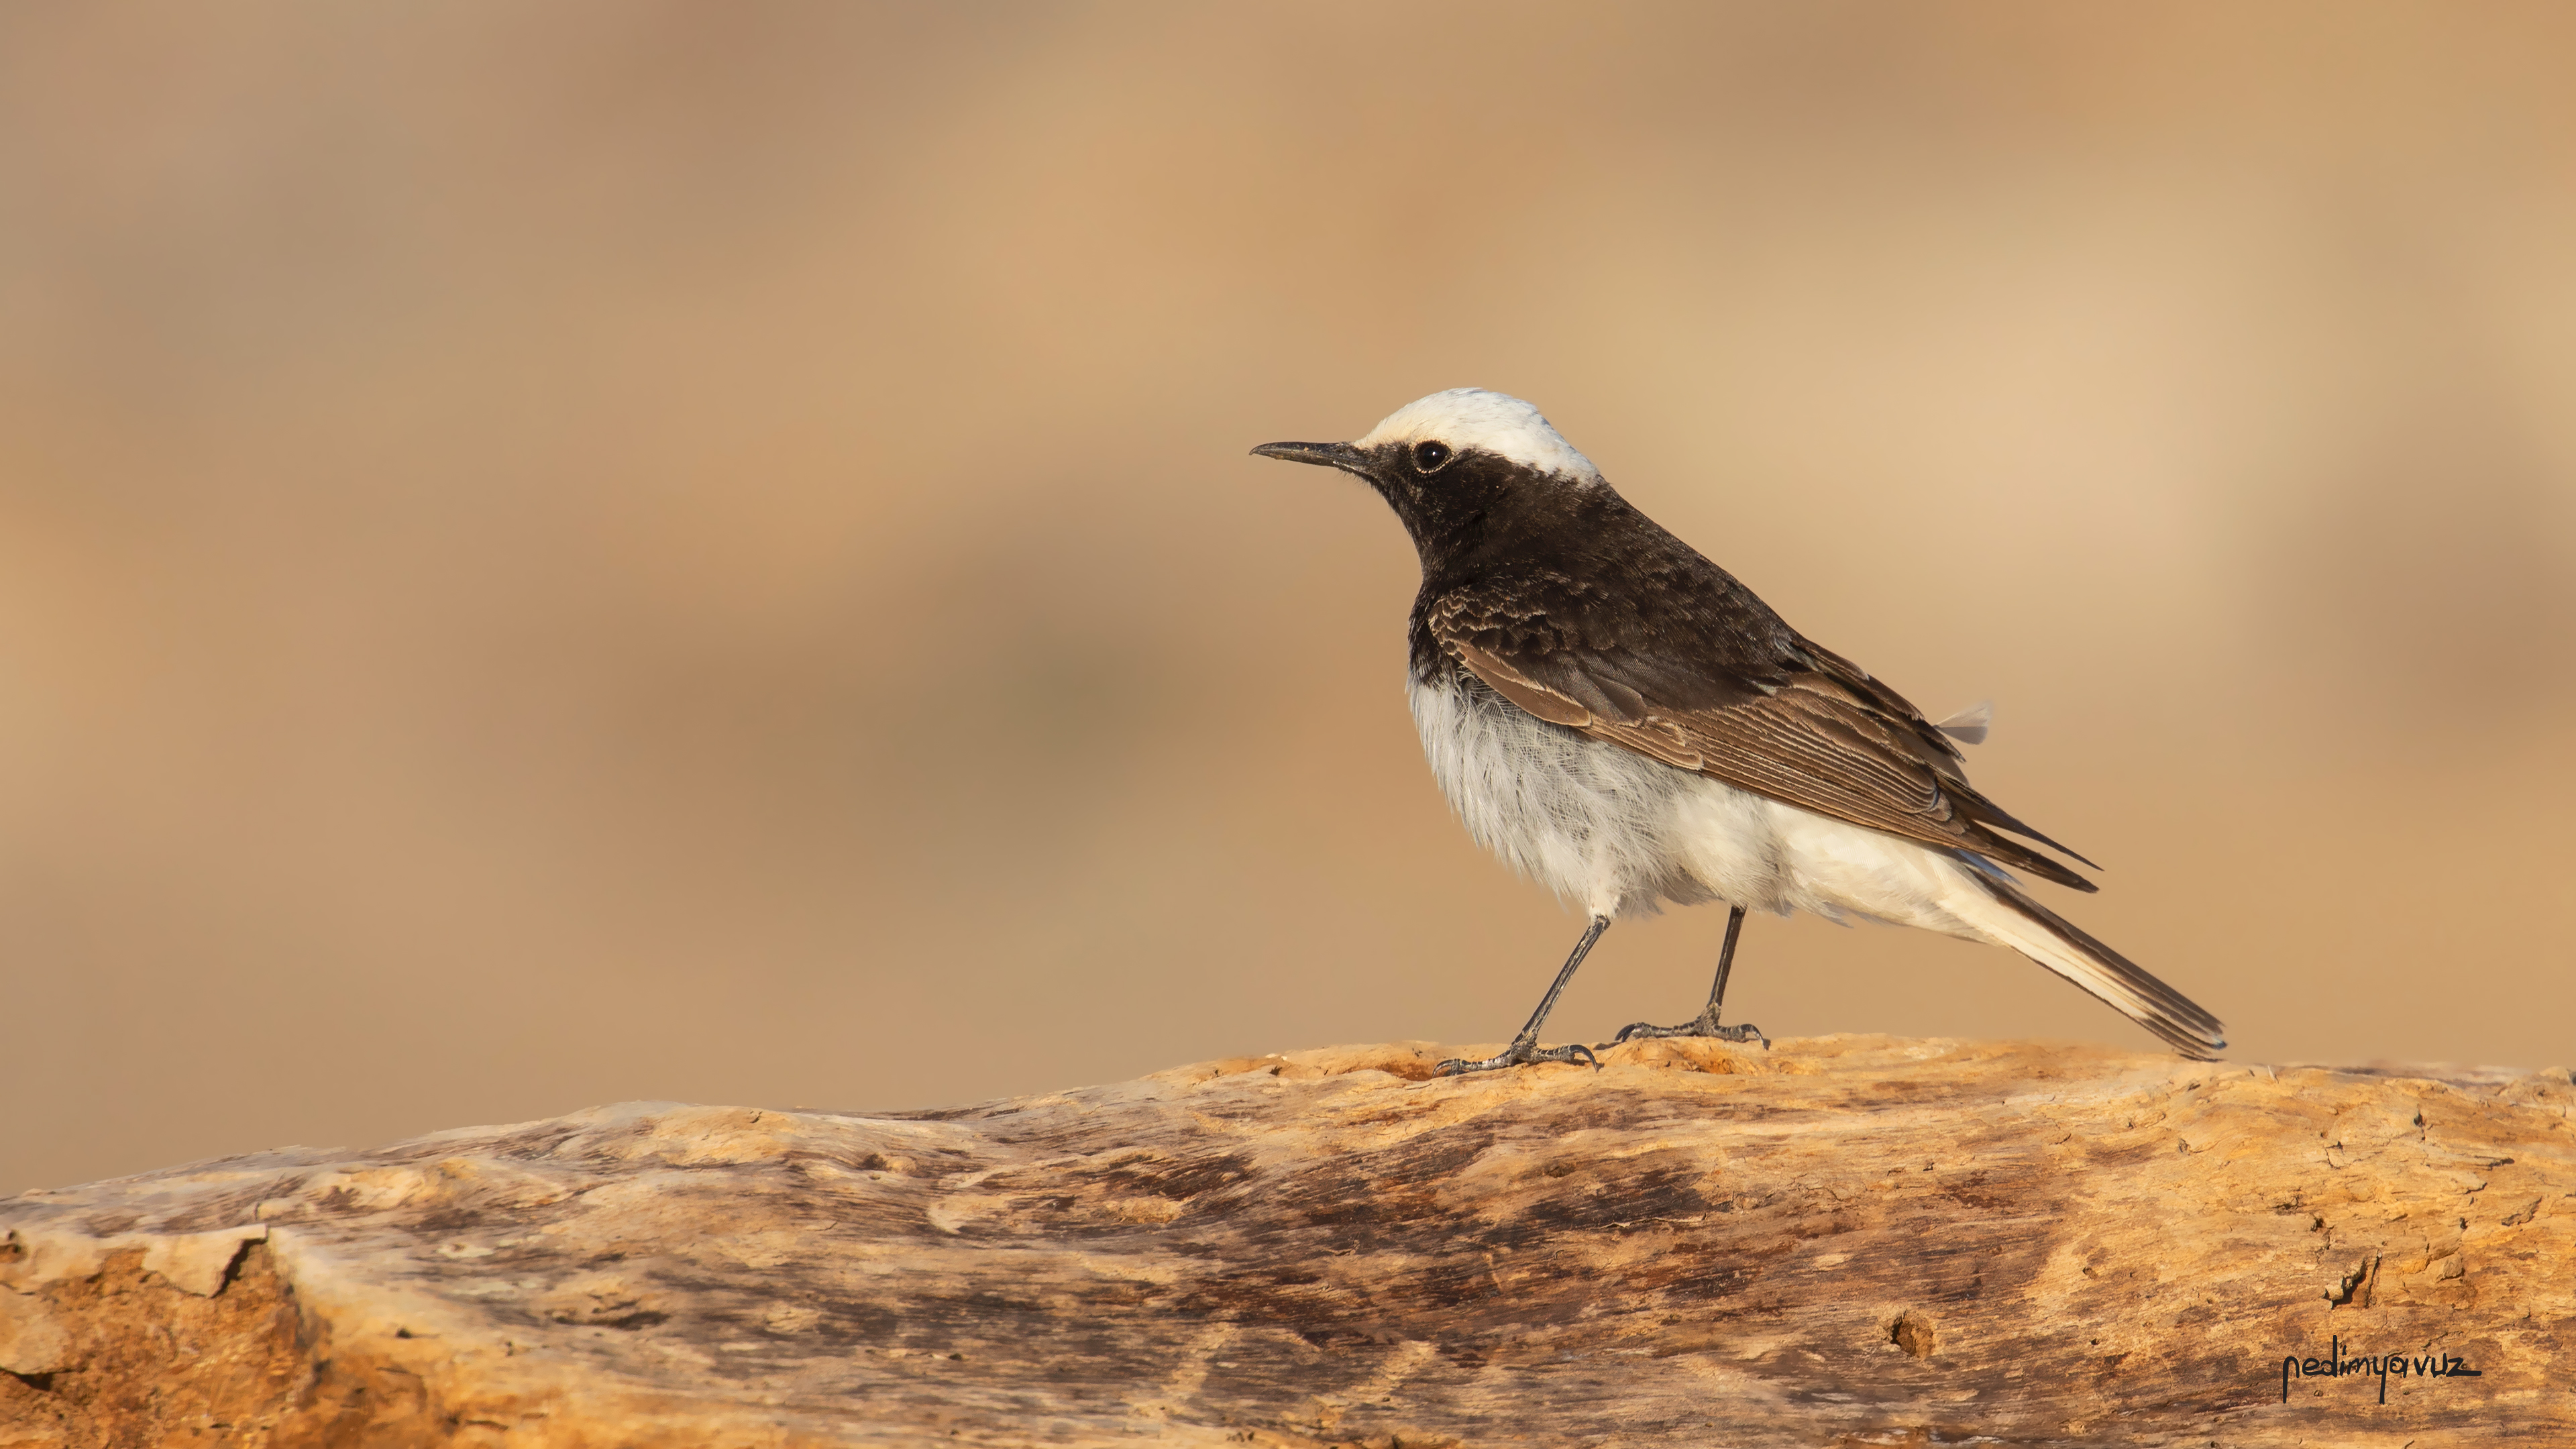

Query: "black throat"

xmin=1362 ymin=448 xmax=1804 ymax=702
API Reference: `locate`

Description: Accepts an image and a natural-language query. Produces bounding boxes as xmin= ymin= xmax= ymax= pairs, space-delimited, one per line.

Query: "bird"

xmin=1252 ymin=388 xmax=2225 ymax=1076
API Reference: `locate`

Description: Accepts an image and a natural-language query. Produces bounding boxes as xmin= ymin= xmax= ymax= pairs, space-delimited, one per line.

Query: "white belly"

xmin=1409 ymin=671 xmax=1994 ymax=936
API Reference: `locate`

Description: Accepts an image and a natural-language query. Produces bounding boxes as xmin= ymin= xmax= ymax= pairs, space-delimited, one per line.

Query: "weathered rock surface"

xmin=4 ymin=1036 xmax=2572 ymax=1448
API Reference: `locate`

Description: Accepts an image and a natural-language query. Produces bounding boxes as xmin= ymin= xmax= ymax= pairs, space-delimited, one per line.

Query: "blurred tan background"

xmin=5 ymin=3 xmax=2573 ymax=1193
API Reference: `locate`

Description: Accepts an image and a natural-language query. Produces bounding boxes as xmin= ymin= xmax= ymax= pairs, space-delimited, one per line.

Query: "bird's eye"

xmin=1411 ymin=440 xmax=1454 ymax=473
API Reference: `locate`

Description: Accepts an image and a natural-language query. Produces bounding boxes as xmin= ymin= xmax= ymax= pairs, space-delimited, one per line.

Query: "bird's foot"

xmin=1434 ymin=1037 xmax=1600 ymax=1077
xmin=1603 ymin=1014 xmax=1770 ymax=1051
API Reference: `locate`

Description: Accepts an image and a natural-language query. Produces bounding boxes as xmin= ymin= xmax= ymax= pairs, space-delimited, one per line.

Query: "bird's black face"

xmin=1250 ymin=436 xmax=1536 ymax=561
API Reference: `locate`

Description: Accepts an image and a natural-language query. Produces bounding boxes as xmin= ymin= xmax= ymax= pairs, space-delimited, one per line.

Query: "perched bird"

xmin=1252 ymin=388 xmax=2224 ymax=1075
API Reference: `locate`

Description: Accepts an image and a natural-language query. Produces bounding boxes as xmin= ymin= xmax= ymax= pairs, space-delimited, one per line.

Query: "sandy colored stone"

xmin=3 ymin=1035 xmax=2572 ymax=1447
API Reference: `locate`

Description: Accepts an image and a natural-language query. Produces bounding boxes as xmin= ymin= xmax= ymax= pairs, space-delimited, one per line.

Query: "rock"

xmin=3 ymin=1035 xmax=2571 ymax=1447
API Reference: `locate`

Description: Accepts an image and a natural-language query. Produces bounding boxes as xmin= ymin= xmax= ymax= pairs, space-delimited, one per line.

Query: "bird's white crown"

xmin=1356 ymin=388 xmax=1600 ymax=482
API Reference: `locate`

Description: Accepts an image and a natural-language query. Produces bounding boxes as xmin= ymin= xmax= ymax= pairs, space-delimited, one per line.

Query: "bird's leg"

xmin=1605 ymin=905 xmax=1769 ymax=1049
xmin=1434 ymin=916 xmax=1610 ymax=1077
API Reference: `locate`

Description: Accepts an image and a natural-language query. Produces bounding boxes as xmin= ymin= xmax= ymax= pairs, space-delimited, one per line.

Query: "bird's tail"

xmin=1939 ymin=867 xmax=2227 ymax=1060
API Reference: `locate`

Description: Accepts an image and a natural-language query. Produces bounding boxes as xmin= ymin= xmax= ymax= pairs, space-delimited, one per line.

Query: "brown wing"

xmin=1430 ymin=597 xmax=2098 ymax=890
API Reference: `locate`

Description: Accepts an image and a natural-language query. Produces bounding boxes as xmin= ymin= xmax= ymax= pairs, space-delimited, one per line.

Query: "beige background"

xmin=4 ymin=3 xmax=2572 ymax=1195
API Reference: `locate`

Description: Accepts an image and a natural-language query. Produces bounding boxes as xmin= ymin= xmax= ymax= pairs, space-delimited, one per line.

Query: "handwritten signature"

xmin=2282 ymin=1335 xmax=2481 ymax=1405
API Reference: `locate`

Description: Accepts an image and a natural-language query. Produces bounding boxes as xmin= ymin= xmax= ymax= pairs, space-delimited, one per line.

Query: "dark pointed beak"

xmin=1250 ymin=440 xmax=1367 ymax=474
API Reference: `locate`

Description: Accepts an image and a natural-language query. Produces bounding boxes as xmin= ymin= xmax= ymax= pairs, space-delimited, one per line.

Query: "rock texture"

xmin=4 ymin=1035 xmax=2573 ymax=1448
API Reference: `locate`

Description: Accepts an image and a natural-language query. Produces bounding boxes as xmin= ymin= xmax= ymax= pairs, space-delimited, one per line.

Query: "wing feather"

xmin=1430 ymin=594 xmax=2096 ymax=890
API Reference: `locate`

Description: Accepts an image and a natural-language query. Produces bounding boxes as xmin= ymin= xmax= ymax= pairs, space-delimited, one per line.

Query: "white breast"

xmin=1407 ymin=670 xmax=1718 ymax=918
xmin=1409 ymin=669 xmax=2003 ymax=934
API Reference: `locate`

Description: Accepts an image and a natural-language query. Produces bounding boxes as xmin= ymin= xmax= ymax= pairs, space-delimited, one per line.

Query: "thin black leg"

xmin=1706 ymin=902 xmax=1747 ymax=1021
xmin=1603 ymin=904 xmax=1770 ymax=1049
xmin=1435 ymin=916 xmax=1610 ymax=1076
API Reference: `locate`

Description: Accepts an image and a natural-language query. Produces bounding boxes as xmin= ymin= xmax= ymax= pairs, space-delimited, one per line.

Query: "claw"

xmin=1435 ymin=1040 xmax=1601 ymax=1077
xmin=1599 ymin=1017 xmax=1770 ymax=1052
